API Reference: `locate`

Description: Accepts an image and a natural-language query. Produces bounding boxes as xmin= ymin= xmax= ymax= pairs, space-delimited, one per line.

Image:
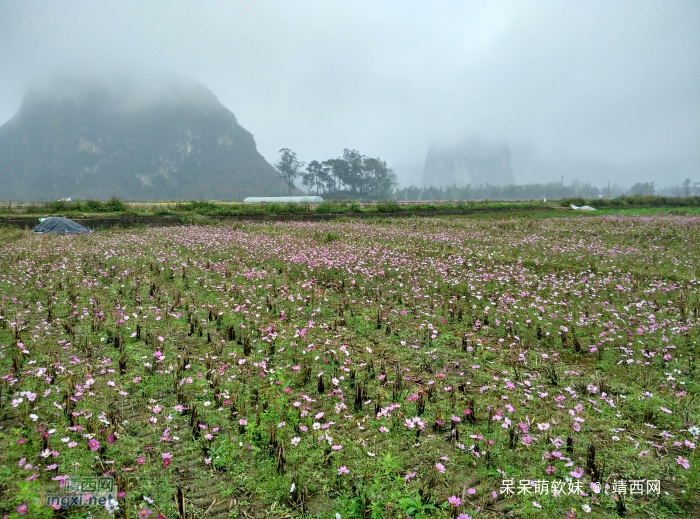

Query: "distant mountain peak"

xmin=0 ymin=73 xmax=289 ymax=201
xmin=422 ymin=137 xmax=514 ymax=187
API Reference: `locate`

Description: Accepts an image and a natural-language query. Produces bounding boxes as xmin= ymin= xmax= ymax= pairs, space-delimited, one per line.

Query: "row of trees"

xmin=393 ymin=181 xmax=614 ymax=201
xmin=275 ymin=149 xmax=697 ymax=200
xmin=275 ymin=148 xmax=398 ymax=198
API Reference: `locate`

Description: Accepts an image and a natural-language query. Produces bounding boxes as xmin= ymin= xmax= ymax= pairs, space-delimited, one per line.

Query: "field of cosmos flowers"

xmin=0 ymin=212 xmax=698 ymax=519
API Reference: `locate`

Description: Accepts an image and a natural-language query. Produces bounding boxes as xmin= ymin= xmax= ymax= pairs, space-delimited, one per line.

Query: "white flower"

xmin=61 ymin=437 xmax=70 ymax=442
xmin=143 ymin=496 xmax=154 ymax=504
xmin=203 ymin=401 xmax=211 ymax=407
xmin=290 ymin=483 xmax=296 ymax=493
xmin=291 ymin=437 xmax=301 ymax=446
xmin=582 ymin=504 xmax=591 ymax=513
xmin=105 ymin=498 xmax=119 ymax=515
xmin=29 ymin=414 xmax=38 ymax=422
xmin=312 ymin=422 xmax=321 ymax=430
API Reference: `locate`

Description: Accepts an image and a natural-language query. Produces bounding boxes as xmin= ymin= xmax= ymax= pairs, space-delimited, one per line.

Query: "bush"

xmin=101 ymin=197 xmax=126 ymax=212
xmin=180 ymin=214 xmax=217 ymax=226
xmin=315 ymin=201 xmax=351 ymax=213
xmin=376 ymin=200 xmax=401 ymax=213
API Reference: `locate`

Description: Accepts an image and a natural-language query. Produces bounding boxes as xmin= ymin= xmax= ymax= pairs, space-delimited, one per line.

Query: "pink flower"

xmin=338 ymin=466 xmax=349 ymax=475
xmin=137 ymin=457 xmax=146 ymax=465
xmin=573 ymin=422 xmax=581 ymax=432
xmin=89 ymin=439 xmax=100 ymax=451
xmin=569 ymin=467 xmax=584 ymax=479
xmin=676 ymin=456 xmax=690 ymax=469
xmin=435 ymin=463 xmax=446 ymax=473
xmin=467 ymin=487 xmax=476 ymax=494
xmin=17 ymin=504 xmax=28 ymax=515
xmin=332 ymin=445 xmax=342 ymax=450
xmin=404 ymin=472 xmax=416 ymax=482
xmin=448 ymin=495 xmax=461 ymax=507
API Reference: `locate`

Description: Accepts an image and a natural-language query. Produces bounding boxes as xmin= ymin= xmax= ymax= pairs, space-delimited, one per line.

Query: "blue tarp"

xmin=32 ymin=217 xmax=92 ymax=234
xmin=243 ymin=196 xmax=324 ymax=203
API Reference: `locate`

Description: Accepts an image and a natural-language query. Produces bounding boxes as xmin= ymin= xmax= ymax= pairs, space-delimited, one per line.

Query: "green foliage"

xmin=398 ymin=495 xmax=436 ymax=518
xmin=375 ymin=200 xmax=401 ymax=213
xmin=0 ymin=226 xmax=28 ymax=244
xmin=180 ymin=213 xmax=217 ymax=225
xmin=323 ymin=232 xmax=340 ymax=243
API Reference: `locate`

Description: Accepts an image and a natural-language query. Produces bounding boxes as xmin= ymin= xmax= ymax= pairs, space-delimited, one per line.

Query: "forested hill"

xmin=0 ymin=75 xmax=289 ymax=201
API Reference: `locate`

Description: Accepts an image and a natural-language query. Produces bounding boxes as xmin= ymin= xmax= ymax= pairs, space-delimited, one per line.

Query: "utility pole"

xmin=561 ymin=175 xmax=564 ymax=199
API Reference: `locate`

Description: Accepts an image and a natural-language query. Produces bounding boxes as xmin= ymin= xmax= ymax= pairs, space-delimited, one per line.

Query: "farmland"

xmin=0 ymin=213 xmax=698 ymax=518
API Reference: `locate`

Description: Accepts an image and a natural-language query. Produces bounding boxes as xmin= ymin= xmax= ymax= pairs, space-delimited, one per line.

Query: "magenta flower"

xmin=569 ymin=467 xmax=584 ymax=479
xmin=448 ymin=495 xmax=461 ymax=507
xmin=89 ymin=439 xmax=100 ymax=451
xmin=137 ymin=457 xmax=146 ymax=465
xmin=17 ymin=504 xmax=28 ymax=514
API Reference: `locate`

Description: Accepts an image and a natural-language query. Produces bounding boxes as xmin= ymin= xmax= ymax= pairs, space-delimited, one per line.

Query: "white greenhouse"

xmin=243 ymin=196 xmax=324 ymax=203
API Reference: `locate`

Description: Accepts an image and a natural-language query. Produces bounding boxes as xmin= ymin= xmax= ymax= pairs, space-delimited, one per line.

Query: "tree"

xmin=683 ymin=178 xmax=691 ymax=197
xmin=630 ymin=182 xmax=655 ymax=197
xmin=323 ymin=159 xmax=348 ymax=193
xmin=341 ymin=149 xmax=365 ymax=194
xmin=275 ymin=148 xmax=305 ymax=196
xmin=362 ymin=157 xmax=397 ymax=198
xmin=302 ymin=160 xmax=331 ymax=195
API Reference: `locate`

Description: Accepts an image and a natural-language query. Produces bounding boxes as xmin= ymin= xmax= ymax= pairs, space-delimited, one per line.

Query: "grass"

xmin=0 ymin=226 xmax=29 ymax=245
xmin=1 ymin=196 xmax=699 ymax=220
xmin=0 ymin=212 xmax=698 ymax=518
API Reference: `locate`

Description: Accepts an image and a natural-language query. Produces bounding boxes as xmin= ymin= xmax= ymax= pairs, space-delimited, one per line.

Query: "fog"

xmin=0 ymin=0 xmax=698 ymax=189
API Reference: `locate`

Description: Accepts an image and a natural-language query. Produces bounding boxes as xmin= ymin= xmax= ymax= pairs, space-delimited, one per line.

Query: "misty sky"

xmin=1 ymin=0 xmax=698 ymax=187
